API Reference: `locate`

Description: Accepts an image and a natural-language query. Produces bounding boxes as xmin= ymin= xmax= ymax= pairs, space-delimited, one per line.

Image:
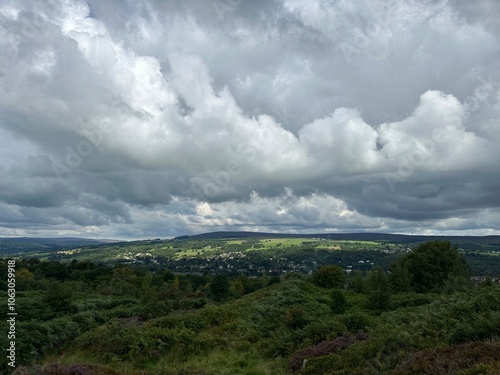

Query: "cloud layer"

xmin=0 ymin=0 xmax=499 ymax=238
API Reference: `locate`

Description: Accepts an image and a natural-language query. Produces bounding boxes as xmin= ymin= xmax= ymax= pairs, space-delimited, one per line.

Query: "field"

xmin=2 ymin=234 xmax=500 ymax=277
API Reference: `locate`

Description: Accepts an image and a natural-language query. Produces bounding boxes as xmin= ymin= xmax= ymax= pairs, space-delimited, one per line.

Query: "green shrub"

xmin=300 ymin=319 xmax=347 ymax=345
xmin=341 ymin=312 xmax=373 ymax=333
xmin=330 ymin=289 xmax=348 ymax=314
xmin=285 ymin=309 xmax=309 ymax=329
xmin=449 ymin=312 xmax=500 ymax=345
xmin=312 ymin=265 xmax=346 ymax=289
xmin=43 ymin=282 xmax=74 ymax=313
xmin=390 ymin=341 xmax=500 ymax=375
xmin=365 ymin=267 xmax=392 ymax=310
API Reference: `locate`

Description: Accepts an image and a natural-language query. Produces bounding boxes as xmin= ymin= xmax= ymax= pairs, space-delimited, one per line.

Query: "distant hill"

xmin=0 ymin=237 xmax=119 ymax=254
xmin=177 ymin=231 xmax=500 ymax=245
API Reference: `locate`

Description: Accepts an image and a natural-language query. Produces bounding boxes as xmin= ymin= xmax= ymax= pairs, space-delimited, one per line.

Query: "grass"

xmin=6 ymin=238 xmax=401 ymax=264
xmin=7 ymin=276 xmax=500 ymax=375
xmin=253 ymin=238 xmax=309 ymax=248
xmin=153 ymin=348 xmax=288 ymax=375
xmin=251 ymin=239 xmax=382 ymax=251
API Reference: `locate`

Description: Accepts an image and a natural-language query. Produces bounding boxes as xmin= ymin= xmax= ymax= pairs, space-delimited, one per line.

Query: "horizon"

xmin=1 ymin=1 xmax=499 ymax=238
xmin=2 ymin=229 xmax=500 ymax=243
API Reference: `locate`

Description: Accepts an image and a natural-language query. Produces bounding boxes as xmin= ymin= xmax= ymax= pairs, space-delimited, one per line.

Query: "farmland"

xmin=2 ymin=233 xmax=500 ymax=277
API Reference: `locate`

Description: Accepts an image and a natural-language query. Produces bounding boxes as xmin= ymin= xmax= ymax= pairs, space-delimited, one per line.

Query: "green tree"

xmin=312 ymin=265 xmax=346 ymax=288
xmin=16 ymin=267 xmax=35 ymax=291
xmin=43 ymin=282 xmax=74 ymax=313
xmin=108 ymin=266 xmax=138 ymax=296
xmin=365 ymin=267 xmax=392 ymax=310
xmin=230 ymin=279 xmax=245 ymax=297
xmin=388 ymin=262 xmax=411 ymax=292
xmin=395 ymin=240 xmax=470 ymax=293
xmin=209 ymin=274 xmax=230 ymax=301
xmin=348 ymin=270 xmax=366 ymax=293
xmin=330 ymin=289 xmax=347 ymax=314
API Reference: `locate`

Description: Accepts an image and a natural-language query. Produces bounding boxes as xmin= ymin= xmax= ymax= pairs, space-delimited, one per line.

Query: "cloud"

xmin=0 ymin=0 xmax=499 ymax=238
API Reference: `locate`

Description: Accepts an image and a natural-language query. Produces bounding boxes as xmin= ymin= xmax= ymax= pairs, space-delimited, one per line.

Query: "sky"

xmin=0 ymin=0 xmax=499 ymax=239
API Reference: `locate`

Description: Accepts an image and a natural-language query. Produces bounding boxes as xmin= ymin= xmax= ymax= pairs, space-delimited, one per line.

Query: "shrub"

xmin=341 ymin=312 xmax=373 ymax=333
xmin=312 ymin=265 xmax=346 ymax=289
xmin=390 ymin=341 xmax=500 ymax=375
xmin=41 ymin=364 xmax=119 ymax=375
xmin=330 ymin=289 xmax=348 ymax=314
xmin=285 ymin=309 xmax=309 ymax=329
xmin=449 ymin=312 xmax=500 ymax=344
xmin=365 ymin=267 xmax=392 ymax=310
xmin=393 ymin=240 xmax=470 ymax=293
xmin=43 ymin=282 xmax=74 ymax=313
xmin=209 ymin=274 xmax=230 ymax=301
xmin=299 ymin=319 xmax=347 ymax=345
xmin=290 ymin=332 xmax=369 ymax=371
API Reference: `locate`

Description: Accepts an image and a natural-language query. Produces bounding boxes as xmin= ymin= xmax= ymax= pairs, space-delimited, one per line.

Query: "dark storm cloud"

xmin=0 ymin=0 xmax=499 ymax=238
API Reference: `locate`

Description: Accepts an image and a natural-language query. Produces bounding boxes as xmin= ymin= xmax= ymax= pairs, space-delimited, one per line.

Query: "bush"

xmin=330 ymin=289 xmax=347 ymax=314
xmin=312 ymin=265 xmax=345 ymax=289
xmin=37 ymin=363 xmax=119 ymax=375
xmin=449 ymin=312 xmax=500 ymax=344
xmin=341 ymin=312 xmax=373 ymax=333
xmin=290 ymin=332 xmax=369 ymax=372
xmin=365 ymin=267 xmax=392 ymax=310
xmin=390 ymin=341 xmax=500 ymax=375
xmin=209 ymin=274 xmax=230 ymax=301
xmin=299 ymin=319 xmax=347 ymax=345
xmin=394 ymin=240 xmax=470 ymax=293
xmin=285 ymin=309 xmax=309 ymax=329
xmin=43 ymin=282 xmax=74 ymax=313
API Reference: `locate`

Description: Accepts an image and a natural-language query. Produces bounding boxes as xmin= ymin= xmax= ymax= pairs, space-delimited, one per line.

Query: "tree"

xmin=365 ymin=267 xmax=392 ymax=310
xmin=16 ymin=268 xmax=35 ymax=291
xmin=43 ymin=282 xmax=74 ymax=313
xmin=230 ymin=279 xmax=245 ymax=297
xmin=348 ymin=270 xmax=366 ymax=293
xmin=388 ymin=262 xmax=411 ymax=292
xmin=209 ymin=274 xmax=230 ymax=301
xmin=312 ymin=265 xmax=346 ymax=288
xmin=330 ymin=289 xmax=347 ymax=314
xmin=394 ymin=240 xmax=470 ymax=293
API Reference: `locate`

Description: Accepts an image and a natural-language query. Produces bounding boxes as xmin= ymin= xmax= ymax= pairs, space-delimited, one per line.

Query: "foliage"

xmin=389 ymin=341 xmax=500 ymax=375
xmin=330 ymin=290 xmax=347 ymax=314
xmin=43 ymin=282 xmax=74 ymax=313
xmin=209 ymin=274 xmax=230 ymax=301
xmin=1 ymin=240 xmax=499 ymax=375
xmin=394 ymin=240 xmax=470 ymax=293
xmin=365 ymin=267 xmax=392 ymax=310
xmin=312 ymin=265 xmax=346 ymax=288
xmin=289 ymin=332 xmax=369 ymax=371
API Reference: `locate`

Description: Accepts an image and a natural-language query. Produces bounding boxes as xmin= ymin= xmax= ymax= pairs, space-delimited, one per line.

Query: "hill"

xmin=179 ymin=231 xmax=500 ymax=245
xmin=0 ymin=237 xmax=119 ymax=254
xmin=2 ymin=256 xmax=499 ymax=375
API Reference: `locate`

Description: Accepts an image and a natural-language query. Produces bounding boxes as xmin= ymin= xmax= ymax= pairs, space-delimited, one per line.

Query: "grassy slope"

xmin=42 ymin=279 xmax=500 ymax=375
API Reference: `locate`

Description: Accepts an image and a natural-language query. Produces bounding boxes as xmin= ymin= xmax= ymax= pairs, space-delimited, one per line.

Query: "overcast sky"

xmin=0 ymin=0 xmax=499 ymax=239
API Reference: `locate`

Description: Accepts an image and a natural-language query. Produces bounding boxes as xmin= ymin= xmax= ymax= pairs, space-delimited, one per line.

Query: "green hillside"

xmin=1 ymin=240 xmax=499 ymax=374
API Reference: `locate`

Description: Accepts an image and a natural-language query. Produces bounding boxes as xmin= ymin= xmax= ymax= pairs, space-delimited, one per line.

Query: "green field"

xmin=252 ymin=238 xmax=383 ymax=251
